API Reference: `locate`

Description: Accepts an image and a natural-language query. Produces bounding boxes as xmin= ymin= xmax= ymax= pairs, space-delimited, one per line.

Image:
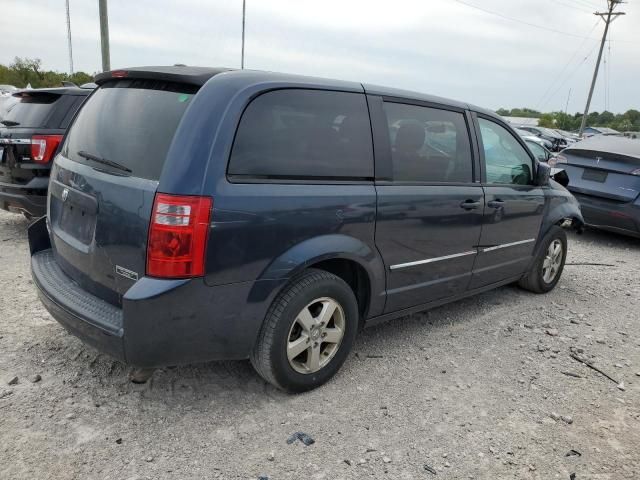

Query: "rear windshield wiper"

xmin=0 ymin=120 xmax=20 ymax=127
xmin=77 ymin=150 xmax=132 ymax=174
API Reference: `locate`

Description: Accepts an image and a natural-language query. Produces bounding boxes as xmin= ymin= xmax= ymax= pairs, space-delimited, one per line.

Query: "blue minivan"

xmin=29 ymin=66 xmax=583 ymax=391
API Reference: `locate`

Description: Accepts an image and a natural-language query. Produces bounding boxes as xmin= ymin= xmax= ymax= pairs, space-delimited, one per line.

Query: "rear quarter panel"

xmin=160 ymin=72 xmax=386 ymax=318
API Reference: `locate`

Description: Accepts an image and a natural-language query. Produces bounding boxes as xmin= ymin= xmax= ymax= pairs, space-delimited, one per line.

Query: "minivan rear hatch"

xmin=49 ymin=77 xmax=199 ymax=306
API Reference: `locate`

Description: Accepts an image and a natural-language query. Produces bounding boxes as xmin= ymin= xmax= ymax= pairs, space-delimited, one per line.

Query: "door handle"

xmin=487 ymin=199 xmax=505 ymax=209
xmin=460 ymin=199 xmax=481 ymax=210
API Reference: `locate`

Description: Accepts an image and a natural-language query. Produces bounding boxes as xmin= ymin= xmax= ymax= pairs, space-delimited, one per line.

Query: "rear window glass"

xmin=62 ymin=80 xmax=197 ymax=180
xmin=60 ymin=96 xmax=87 ymax=129
xmin=1 ymin=93 xmax=61 ymax=127
xmin=229 ymin=89 xmax=373 ymax=179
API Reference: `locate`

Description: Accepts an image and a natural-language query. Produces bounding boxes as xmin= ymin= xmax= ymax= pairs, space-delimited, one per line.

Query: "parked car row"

xmin=0 ymin=84 xmax=93 ymax=218
xmin=517 ymin=125 xmax=571 ymax=152
xmin=20 ymin=66 xmax=587 ymax=392
xmin=552 ymin=136 xmax=640 ymax=239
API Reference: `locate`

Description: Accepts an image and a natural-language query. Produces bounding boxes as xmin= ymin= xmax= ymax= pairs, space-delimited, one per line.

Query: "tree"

xmin=537 ymin=113 xmax=556 ymax=128
xmin=0 ymin=57 xmax=94 ymax=89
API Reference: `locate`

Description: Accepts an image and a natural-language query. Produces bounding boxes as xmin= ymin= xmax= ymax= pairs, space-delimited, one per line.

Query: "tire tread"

xmin=250 ymin=268 xmax=347 ymax=390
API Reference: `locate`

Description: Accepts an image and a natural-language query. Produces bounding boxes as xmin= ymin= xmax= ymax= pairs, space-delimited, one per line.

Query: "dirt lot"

xmin=0 ymin=209 xmax=638 ymax=480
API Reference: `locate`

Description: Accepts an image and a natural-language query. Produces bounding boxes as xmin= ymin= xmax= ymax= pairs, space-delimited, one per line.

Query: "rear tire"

xmin=250 ymin=268 xmax=359 ymax=393
xmin=518 ymin=225 xmax=567 ymax=294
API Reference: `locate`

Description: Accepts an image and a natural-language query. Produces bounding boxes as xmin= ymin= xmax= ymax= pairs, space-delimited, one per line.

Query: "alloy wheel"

xmin=542 ymin=239 xmax=563 ymax=283
xmin=286 ymin=297 xmax=346 ymax=374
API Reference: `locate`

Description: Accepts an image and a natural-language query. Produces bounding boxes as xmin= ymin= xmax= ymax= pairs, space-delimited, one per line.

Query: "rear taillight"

xmin=31 ymin=134 xmax=63 ymax=163
xmin=146 ymin=193 xmax=212 ymax=278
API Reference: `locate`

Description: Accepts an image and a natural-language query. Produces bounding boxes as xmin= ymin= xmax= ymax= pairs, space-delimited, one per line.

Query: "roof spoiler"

xmin=94 ymin=66 xmax=233 ymax=87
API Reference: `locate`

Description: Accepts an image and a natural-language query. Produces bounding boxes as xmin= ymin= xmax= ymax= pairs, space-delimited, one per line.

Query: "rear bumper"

xmin=571 ymin=191 xmax=640 ymax=237
xmin=30 ymin=245 xmax=283 ymax=367
xmin=0 ymin=182 xmax=47 ymax=217
xmin=32 ymin=249 xmax=126 ymax=361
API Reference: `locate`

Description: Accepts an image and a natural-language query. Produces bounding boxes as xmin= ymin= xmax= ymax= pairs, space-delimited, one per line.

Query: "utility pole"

xmin=98 ymin=0 xmax=111 ymax=72
xmin=579 ymin=0 xmax=625 ymax=137
xmin=241 ymin=0 xmax=246 ymax=69
xmin=564 ymin=88 xmax=571 ymax=129
xmin=65 ymin=0 xmax=74 ymax=74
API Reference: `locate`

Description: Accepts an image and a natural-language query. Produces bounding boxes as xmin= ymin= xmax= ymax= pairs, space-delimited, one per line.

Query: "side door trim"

xmin=390 ymin=250 xmax=478 ymax=270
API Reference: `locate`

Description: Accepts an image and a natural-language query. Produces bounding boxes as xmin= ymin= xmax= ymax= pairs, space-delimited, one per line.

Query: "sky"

xmin=1 ymin=0 xmax=638 ymax=114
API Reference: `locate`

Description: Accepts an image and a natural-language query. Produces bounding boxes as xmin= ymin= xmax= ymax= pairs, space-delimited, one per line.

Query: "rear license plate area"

xmin=582 ymin=169 xmax=608 ymax=183
xmin=50 ymin=181 xmax=97 ymax=245
xmin=58 ymin=202 xmax=95 ymax=244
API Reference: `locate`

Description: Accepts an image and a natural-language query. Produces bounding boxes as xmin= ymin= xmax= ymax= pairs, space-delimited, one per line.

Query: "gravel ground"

xmin=0 ymin=208 xmax=639 ymax=480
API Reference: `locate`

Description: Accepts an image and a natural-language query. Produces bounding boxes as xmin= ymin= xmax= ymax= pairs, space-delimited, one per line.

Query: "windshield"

xmin=62 ymin=79 xmax=197 ymax=180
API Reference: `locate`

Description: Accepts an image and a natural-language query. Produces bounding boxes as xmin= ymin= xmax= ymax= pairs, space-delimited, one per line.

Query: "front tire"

xmin=518 ymin=225 xmax=567 ymax=293
xmin=250 ymin=269 xmax=359 ymax=393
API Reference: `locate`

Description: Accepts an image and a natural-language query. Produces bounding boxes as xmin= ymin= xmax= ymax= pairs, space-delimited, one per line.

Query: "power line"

xmin=544 ymin=44 xmax=599 ymax=111
xmin=549 ymin=0 xmax=594 ymax=14
xmin=451 ymin=0 xmax=601 ymax=40
xmin=535 ymin=19 xmax=600 ymax=110
xmin=451 ymin=0 xmax=637 ymax=44
xmin=563 ymin=0 xmax=601 ymax=9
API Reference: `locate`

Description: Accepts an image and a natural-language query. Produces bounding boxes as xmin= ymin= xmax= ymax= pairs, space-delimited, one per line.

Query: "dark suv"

xmin=0 ymin=86 xmax=92 ymax=218
xmin=29 ymin=67 xmax=583 ymax=392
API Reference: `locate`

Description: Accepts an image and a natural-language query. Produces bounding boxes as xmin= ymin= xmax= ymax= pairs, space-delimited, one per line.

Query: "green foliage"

xmin=537 ymin=113 xmax=555 ymax=128
xmin=497 ymin=107 xmax=640 ymax=132
xmin=0 ymin=57 xmax=94 ymax=89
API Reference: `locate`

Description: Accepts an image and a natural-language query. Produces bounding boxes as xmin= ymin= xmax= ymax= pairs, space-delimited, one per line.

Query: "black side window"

xmin=383 ymin=102 xmax=473 ymax=183
xmin=229 ymin=89 xmax=373 ymax=179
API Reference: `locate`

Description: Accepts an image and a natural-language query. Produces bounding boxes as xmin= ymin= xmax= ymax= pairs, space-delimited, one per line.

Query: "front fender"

xmin=541 ymin=182 xmax=584 ymax=238
xmin=255 ymin=234 xmax=386 ymax=318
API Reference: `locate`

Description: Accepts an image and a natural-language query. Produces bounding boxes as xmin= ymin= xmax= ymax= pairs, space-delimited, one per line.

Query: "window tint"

xmin=478 ymin=118 xmax=533 ymax=185
xmin=229 ymin=89 xmax=373 ymax=179
xmin=63 ymin=80 xmax=197 ymax=180
xmin=1 ymin=93 xmax=61 ymax=127
xmin=60 ymin=96 xmax=86 ymax=129
xmin=383 ymin=102 xmax=473 ymax=183
xmin=526 ymin=141 xmax=547 ymax=162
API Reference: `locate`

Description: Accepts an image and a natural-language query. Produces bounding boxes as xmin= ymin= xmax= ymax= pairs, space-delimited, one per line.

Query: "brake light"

xmin=146 ymin=193 xmax=212 ymax=278
xmin=111 ymin=70 xmax=128 ymax=78
xmin=31 ymin=134 xmax=63 ymax=163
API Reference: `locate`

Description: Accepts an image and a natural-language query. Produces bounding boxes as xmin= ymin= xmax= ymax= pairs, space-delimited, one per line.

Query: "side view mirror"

xmin=534 ymin=162 xmax=551 ymax=186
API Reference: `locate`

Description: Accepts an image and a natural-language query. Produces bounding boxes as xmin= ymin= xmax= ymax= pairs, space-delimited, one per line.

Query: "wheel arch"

xmin=253 ymin=234 xmax=386 ymax=320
